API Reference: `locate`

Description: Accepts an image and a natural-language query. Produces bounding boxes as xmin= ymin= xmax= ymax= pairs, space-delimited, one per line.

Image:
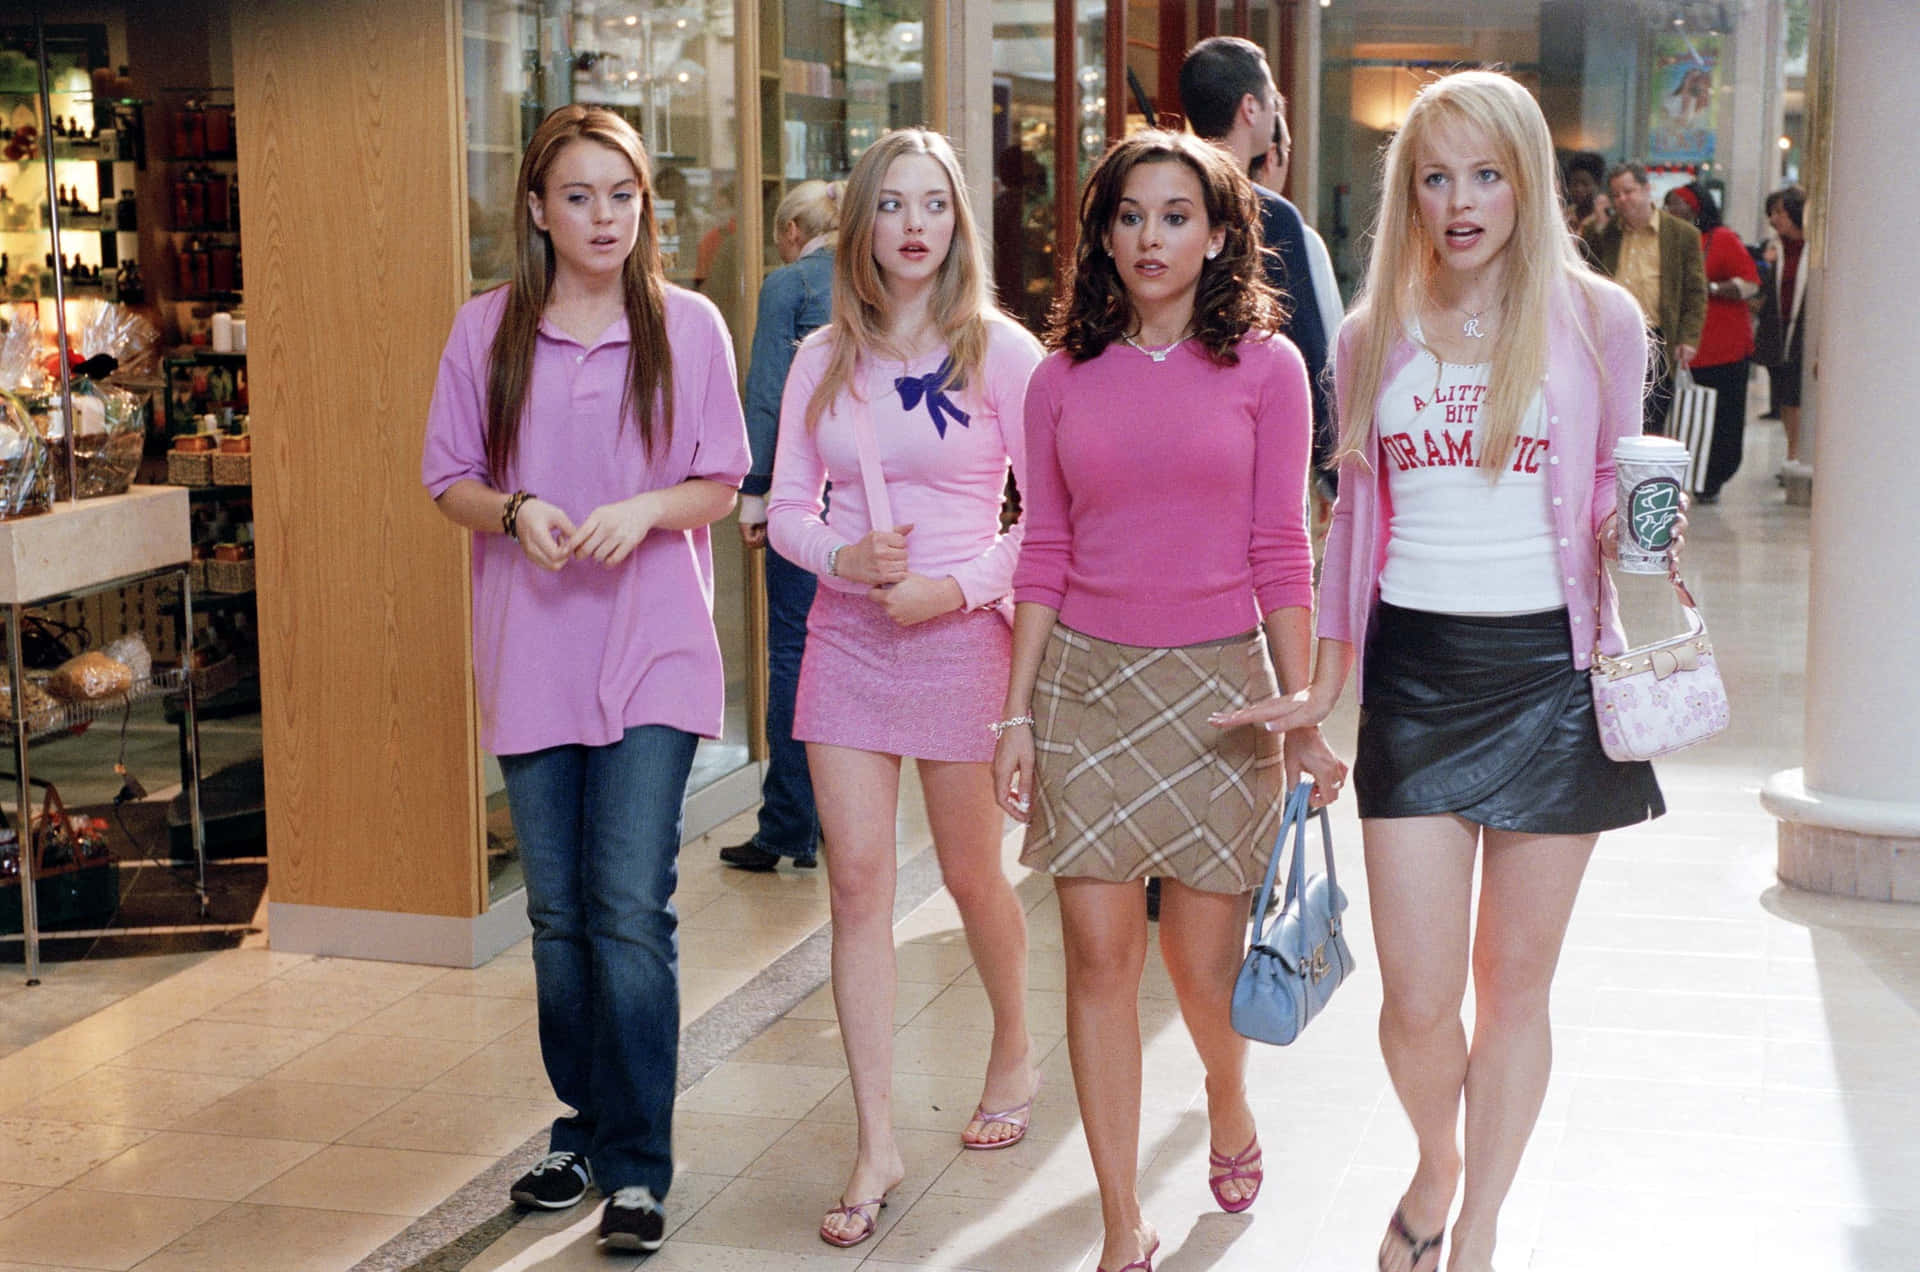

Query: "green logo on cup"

xmin=1629 ymin=477 xmax=1682 ymax=551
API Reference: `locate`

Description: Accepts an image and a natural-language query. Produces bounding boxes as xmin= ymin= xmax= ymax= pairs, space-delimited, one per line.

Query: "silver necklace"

xmin=1459 ymin=306 xmax=1490 ymax=339
xmin=1123 ymin=332 xmax=1189 ymax=363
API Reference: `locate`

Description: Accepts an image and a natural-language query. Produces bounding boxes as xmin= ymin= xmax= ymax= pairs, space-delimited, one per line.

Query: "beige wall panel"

xmin=233 ymin=0 xmax=481 ymax=918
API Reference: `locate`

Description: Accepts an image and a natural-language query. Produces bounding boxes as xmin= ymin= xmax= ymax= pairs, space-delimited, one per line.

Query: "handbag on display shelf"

xmin=1590 ymin=561 xmax=1731 ymax=762
xmin=1666 ymin=367 xmax=1717 ymax=494
xmin=1231 ymin=779 xmax=1355 ymax=1047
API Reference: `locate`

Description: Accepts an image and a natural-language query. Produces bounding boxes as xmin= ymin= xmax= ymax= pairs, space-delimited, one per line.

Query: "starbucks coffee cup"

xmin=1613 ymin=436 xmax=1690 ymax=573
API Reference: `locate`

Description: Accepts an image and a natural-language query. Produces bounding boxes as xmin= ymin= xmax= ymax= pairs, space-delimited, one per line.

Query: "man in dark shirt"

xmin=1179 ymin=37 xmax=1334 ymax=492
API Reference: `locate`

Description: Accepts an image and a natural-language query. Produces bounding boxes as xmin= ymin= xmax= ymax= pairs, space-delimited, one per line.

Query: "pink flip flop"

xmin=818 ymin=1195 xmax=887 ymax=1248
xmin=960 ymin=1075 xmax=1041 ymax=1150
xmin=1207 ymin=1135 xmax=1263 ymax=1213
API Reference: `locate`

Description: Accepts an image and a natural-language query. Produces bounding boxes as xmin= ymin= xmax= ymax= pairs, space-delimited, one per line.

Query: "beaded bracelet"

xmin=502 ymin=491 xmax=533 ymax=540
xmin=987 ymin=714 xmax=1035 ymax=739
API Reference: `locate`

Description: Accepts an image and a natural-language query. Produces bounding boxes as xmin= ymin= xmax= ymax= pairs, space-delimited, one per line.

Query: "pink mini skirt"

xmin=794 ymin=587 xmax=1010 ymax=763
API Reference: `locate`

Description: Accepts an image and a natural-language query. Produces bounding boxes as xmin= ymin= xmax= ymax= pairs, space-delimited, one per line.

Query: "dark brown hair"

xmin=485 ymin=105 xmax=673 ymax=482
xmin=1049 ymin=130 xmax=1279 ymax=365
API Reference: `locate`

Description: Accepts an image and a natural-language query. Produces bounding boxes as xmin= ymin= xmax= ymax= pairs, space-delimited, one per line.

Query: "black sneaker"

xmin=510 ymin=1151 xmax=591 ymax=1210
xmin=719 ymin=839 xmax=781 ymax=872
xmin=598 ymin=1186 xmax=666 ymax=1252
xmin=792 ymin=851 xmax=819 ymax=869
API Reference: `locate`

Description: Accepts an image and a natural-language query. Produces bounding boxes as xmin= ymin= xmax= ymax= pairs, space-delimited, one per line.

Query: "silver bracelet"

xmin=826 ymin=544 xmax=843 ymax=578
xmin=988 ymin=714 xmax=1035 ymax=739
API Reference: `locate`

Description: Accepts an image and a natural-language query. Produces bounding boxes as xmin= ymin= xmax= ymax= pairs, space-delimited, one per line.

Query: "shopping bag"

xmin=1666 ymin=368 xmax=1716 ymax=494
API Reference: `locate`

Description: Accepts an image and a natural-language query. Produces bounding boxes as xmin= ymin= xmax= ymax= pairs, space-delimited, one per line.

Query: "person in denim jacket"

xmin=723 ymin=179 xmax=841 ymax=872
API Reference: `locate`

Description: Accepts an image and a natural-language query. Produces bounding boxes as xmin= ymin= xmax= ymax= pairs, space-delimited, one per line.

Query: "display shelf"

xmin=9 ymin=665 xmax=191 ymax=741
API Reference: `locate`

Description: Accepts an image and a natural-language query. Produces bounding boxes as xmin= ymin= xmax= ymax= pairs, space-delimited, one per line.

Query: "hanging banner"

xmin=1648 ymin=32 xmax=1721 ymax=165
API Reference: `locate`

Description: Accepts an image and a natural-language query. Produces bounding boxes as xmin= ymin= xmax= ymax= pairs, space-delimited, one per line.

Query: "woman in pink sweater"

xmin=992 ymin=130 xmax=1339 ymax=1272
xmin=766 ymin=128 xmax=1043 ymax=1250
xmin=1217 ymin=73 xmax=1670 ymax=1272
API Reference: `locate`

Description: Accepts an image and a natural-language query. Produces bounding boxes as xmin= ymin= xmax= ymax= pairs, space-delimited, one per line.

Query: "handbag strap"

xmin=1590 ymin=539 xmax=1706 ymax=662
xmin=1249 ymin=780 xmax=1336 ymax=948
xmin=846 ymin=395 xmax=895 ymax=535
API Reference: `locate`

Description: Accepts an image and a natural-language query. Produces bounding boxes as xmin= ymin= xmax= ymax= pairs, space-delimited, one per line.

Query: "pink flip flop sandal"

xmin=818 ymin=1195 xmax=886 ymax=1248
xmin=961 ymin=1075 xmax=1041 ymax=1150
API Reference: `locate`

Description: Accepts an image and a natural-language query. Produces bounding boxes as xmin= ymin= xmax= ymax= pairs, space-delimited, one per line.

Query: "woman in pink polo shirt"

xmin=765 ymin=128 xmax=1044 ymax=1250
xmin=1217 ymin=73 xmax=1668 ymax=1272
xmin=992 ymin=130 xmax=1337 ymax=1272
xmin=422 ymin=105 xmax=748 ymax=1255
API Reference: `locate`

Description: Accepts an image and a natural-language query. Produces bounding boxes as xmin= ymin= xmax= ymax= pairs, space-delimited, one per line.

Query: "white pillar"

xmin=1290 ymin=0 xmax=1324 ymax=228
xmin=1720 ymin=0 xmax=1783 ymax=240
xmin=1761 ymin=0 xmax=1920 ymax=899
xmin=944 ymin=0 xmax=995 ymax=264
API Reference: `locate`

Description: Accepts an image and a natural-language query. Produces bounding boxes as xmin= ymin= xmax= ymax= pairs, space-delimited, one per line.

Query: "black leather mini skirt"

xmin=1354 ymin=602 xmax=1665 ymax=835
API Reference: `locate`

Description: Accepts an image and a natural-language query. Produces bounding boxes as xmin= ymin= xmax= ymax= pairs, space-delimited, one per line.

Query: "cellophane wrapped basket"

xmin=0 ymin=390 xmax=51 ymax=521
xmin=40 ymin=382 xmax=146 ymax=499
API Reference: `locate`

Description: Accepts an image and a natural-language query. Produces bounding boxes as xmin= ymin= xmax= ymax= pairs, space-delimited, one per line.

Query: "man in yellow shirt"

xmin=1582 ymin=162 xmax=1708 ymax=436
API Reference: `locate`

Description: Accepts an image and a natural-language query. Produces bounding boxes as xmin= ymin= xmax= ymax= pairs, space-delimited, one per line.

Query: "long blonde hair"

xmin=487 ymin=106 xmax=672 ymax=480
xmin=1339 ymin=71 xmax=1604 ymax=477
xmin=805 ymin=129 xmax=994 ymax=431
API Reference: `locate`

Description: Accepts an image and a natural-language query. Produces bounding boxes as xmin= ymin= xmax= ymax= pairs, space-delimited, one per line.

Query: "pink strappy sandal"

xmin=1207 ymin=1135 xmax=1263 ymax=1213
xmin=960 ymin=1075 xmax=1041 ymax=1150
xmin=1097 ymin=1238 xmax=1160 ymax=1272
xmin=818 ymin=1195 xmax=886 ymax=1248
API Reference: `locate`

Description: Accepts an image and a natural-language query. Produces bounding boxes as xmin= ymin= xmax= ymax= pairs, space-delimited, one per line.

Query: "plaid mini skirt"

xmin=1019 ymin=624 xmax=1285 ymax=895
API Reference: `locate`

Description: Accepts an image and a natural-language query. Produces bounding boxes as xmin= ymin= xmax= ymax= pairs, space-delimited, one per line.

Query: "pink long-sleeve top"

xmin=767 ymin=317 xmax=1043 ymax=608
xmin=1317 ymin=275 xmax=1649 ymax=699
xmin=421 ymin=285 xmax=750 ymax=755
xmin=1012 ymin=334 xmax=1316 ymax=647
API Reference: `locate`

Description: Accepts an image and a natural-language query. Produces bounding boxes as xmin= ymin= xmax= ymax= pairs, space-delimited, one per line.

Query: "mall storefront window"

xmin=461 ymin=0 xmax=929 ymax=900
xmin=1315 ymin=0 xmax=1759 ymax=301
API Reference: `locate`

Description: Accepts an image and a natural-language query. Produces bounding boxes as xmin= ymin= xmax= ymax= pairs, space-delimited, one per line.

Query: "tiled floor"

xmin=3 ymin=405 xmax=1918 ymax=1270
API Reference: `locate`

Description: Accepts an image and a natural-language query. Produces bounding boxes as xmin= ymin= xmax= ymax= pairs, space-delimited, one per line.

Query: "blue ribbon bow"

xmin=895 ymin=357 xmax=971 ymax=439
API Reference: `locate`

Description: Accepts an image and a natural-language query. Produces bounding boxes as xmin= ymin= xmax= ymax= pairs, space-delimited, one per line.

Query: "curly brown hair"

xmin=1049 ymin=130 xmax=1281 ymax=365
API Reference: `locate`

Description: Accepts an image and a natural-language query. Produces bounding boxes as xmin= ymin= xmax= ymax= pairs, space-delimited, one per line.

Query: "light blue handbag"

xmin=1231 ymin=779 xmax=1355 ymax=1046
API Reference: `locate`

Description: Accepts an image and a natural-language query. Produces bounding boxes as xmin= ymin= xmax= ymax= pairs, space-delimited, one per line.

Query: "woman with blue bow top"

xmin=766 ymin=128 xmax=1045 ymax=1250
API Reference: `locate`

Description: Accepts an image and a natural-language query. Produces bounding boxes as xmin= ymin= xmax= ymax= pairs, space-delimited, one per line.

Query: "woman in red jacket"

xmin=1664 ymin=182 xmax=1759 ymax=502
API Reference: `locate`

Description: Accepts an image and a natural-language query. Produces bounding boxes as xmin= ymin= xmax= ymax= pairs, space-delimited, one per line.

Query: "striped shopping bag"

xmin=1667 ymin=368 xmax=1716 ymax=494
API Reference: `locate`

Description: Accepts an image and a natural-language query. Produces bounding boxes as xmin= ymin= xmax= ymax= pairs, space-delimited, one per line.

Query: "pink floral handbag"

xmin=1590 ymin=565 xmax=1731 ymax=762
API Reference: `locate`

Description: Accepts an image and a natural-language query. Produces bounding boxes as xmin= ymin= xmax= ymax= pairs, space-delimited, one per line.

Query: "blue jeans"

xmin=498 ymin=724 xmax=697 ymax=1198
xmin=755 ymin=544 xmax=819 ymax=857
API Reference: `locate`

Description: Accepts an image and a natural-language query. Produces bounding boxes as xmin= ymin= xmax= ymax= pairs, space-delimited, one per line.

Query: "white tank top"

xmin=1376 ymin=325 xmax=1564 ymax=615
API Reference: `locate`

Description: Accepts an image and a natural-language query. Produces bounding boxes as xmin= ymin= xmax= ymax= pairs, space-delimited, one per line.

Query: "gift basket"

xmin=0 ymin=319 xmax=52 ymax=520
xmin=40 ymin=306 xmax=156 ymax=499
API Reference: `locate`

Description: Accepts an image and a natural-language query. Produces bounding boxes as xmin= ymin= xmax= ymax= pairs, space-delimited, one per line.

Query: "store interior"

xmin=2 ymin=5 xmax=264 ymax=974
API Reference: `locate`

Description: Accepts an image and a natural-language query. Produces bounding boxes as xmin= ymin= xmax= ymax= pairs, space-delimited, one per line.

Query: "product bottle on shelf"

xmin=204 ymin=103 xmax=233 ymax=157
xmin=206 ymin=169 xmax=229 ymax=229
xmin=208 ymin=241 xmax=236 ymax=293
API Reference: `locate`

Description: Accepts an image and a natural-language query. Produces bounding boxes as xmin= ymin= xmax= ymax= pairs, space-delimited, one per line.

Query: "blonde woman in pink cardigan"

xmin=1217 ymin=72 xmax=1680 ymax=1272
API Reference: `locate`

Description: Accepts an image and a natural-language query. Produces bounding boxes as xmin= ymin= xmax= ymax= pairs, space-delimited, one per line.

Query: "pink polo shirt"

xmin=422 ymin=285 xmax=750 ymax=755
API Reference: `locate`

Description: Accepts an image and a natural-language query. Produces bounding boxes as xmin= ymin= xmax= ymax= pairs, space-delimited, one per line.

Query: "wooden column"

xmin=233 ymin=0 xmax=485 ymax=942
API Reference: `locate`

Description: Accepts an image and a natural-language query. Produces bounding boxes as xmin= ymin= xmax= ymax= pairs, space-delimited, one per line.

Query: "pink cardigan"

xmin=1317 ymin=275 xmax=1649 ymax=698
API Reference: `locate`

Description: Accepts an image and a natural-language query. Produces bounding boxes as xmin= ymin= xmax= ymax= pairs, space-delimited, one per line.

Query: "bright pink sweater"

xmin=1013 ymin=334 xmax=1316 ymax=647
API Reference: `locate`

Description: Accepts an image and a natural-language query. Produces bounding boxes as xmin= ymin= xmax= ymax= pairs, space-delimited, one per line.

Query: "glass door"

xmin=461 ymin=0 xmax=750 ymax=901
